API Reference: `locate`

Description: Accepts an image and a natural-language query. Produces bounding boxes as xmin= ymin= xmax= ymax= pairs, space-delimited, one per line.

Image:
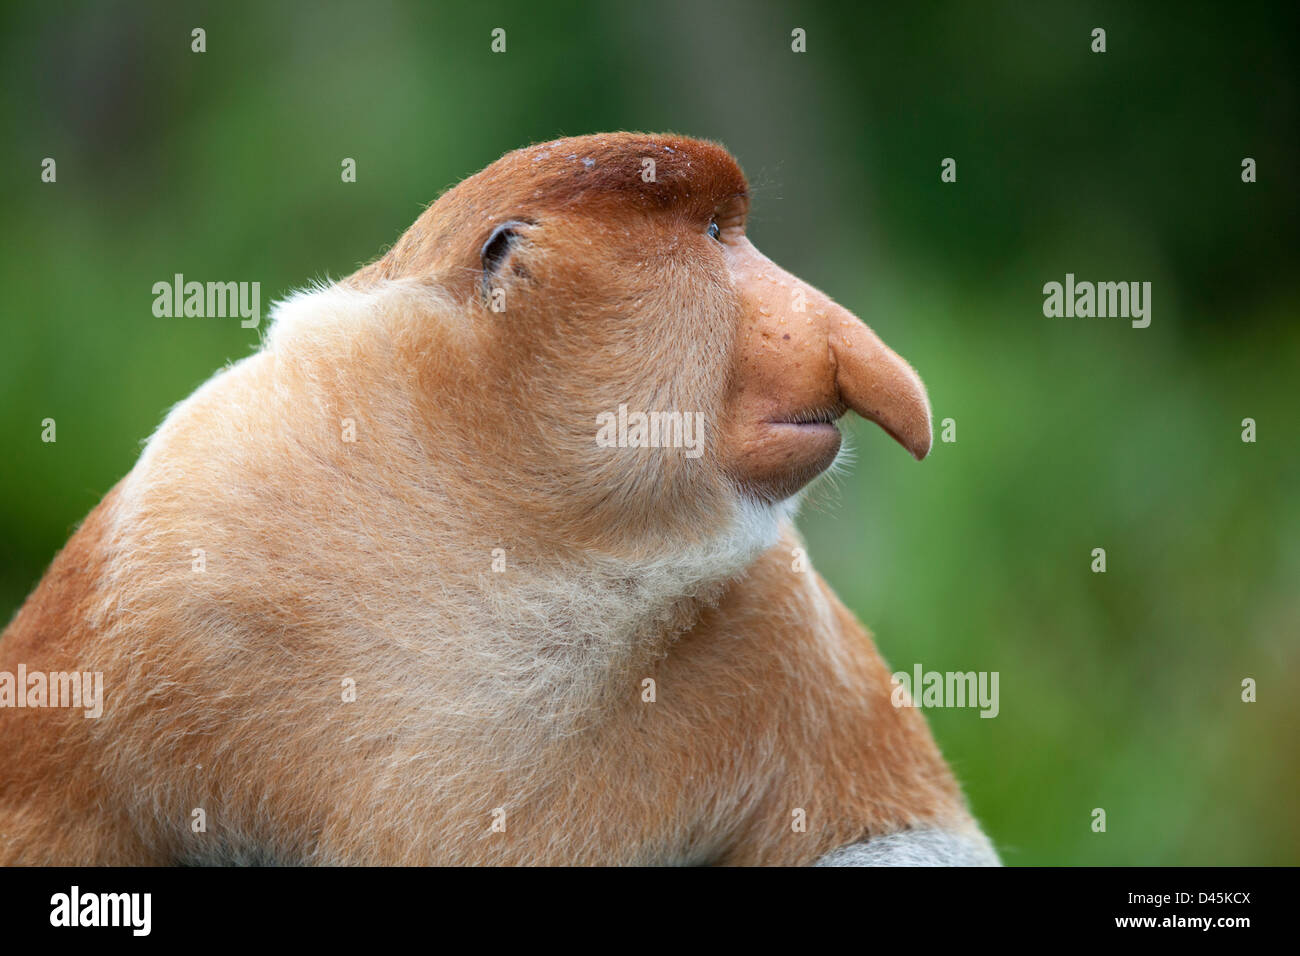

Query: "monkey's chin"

xmin=734 ymin=421 xmax=843 ymax=503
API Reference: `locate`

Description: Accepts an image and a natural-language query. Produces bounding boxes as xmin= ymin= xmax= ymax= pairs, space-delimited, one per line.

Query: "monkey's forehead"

xmin=351 ymin=133 xmax=751 ymax=287
xmin=452 ymin=132 xmax=749 ymax=221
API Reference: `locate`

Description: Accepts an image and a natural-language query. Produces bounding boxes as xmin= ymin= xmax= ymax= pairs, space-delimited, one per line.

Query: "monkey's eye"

xmin=706 ymin=219 xmax=721 ymax=242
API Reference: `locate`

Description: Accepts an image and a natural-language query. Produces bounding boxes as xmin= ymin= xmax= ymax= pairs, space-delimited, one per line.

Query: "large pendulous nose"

xmin=730 ymin=238 xmax=932 ymax=462
xmin=829 ymin=307 xmax=932 ymax=460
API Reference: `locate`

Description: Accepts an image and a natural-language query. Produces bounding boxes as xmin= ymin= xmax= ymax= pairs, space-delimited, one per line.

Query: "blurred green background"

xmin=2 ymin=1 xmax=1296 ymax=864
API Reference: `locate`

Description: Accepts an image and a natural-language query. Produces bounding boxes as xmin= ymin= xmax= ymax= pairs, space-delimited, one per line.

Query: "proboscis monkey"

xmin=0 ymin=133 xmax=997 ymax=866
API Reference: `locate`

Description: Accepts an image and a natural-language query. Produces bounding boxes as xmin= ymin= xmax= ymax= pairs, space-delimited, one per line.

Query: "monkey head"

xmin=346 ymin=133 xmax=931 ymax=551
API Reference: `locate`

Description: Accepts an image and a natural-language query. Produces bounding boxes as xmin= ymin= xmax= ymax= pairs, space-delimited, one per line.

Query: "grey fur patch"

xmin=814 ymin=827 xmax=1001 ymax=867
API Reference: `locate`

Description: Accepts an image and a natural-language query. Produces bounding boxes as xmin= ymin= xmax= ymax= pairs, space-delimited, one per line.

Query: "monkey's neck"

xmin=447 ymin=498 xmax=789 ymax=730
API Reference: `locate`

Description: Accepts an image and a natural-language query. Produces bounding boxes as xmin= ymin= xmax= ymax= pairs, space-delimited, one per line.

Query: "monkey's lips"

xmin=765 ymin=417 xmax=843 ymax=462
xmin=766 ymin=406 xmax=845 ymax=440
xmin=734 ymin=414 xmax=844 ymax=500
xmin=765 ymin=418 xmax=841 ymax=442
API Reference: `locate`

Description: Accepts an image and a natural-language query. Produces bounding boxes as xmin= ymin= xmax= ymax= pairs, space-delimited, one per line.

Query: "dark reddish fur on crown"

xmin=355 ymin=133 xmax=749 ymax=288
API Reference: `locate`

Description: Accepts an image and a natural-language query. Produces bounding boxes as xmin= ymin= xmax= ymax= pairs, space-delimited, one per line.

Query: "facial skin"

xmin=350 ymin=133 xmax=932 ymax=534
xmin=718 ymin=208 xmax=932 ymax=501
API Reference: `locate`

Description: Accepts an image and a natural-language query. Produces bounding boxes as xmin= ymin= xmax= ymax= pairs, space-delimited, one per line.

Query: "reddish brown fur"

xmin=0 ymin=133 xmax=983 ymax=865
xmin=353 ymin=134 xmax=747 ymax=292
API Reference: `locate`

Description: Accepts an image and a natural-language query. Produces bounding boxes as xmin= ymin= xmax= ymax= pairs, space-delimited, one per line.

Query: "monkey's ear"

xmin=479 ymin=220 xmax=533 ymax=299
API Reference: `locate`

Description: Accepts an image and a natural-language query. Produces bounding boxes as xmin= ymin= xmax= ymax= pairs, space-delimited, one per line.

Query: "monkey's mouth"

xmin=766 ymin=404 xmax=846 ymax=430
xmin=740 ymin=415 xmax=845 ymax=501
xmin=765 ymin=421 xmax=839 ymax=444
